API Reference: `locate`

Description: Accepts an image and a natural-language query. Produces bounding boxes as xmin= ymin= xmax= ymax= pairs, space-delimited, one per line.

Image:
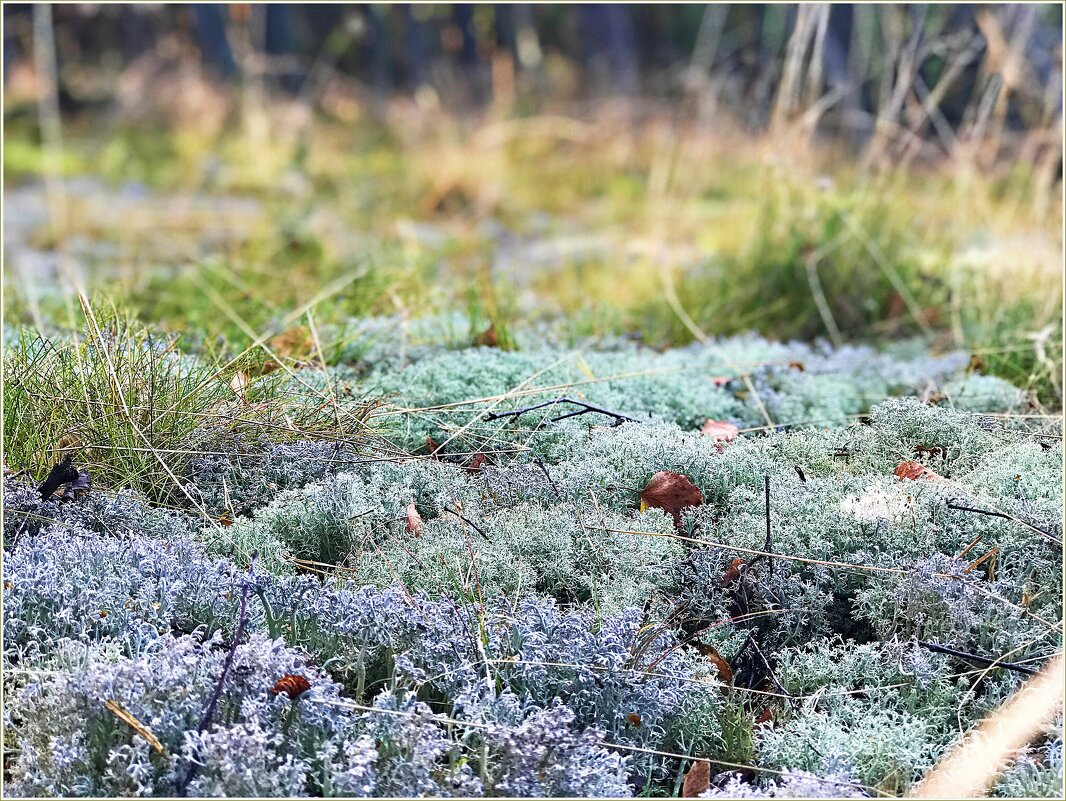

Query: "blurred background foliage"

xmin=2 ymin=3 xmax=1063 ymax=406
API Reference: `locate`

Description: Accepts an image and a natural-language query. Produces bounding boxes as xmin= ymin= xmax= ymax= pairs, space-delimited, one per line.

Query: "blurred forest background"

xmin=2 ymin=3 xmax=1064 ymax=405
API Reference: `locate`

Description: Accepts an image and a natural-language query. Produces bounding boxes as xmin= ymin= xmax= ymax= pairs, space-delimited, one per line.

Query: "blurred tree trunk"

xmin=193 ymin=4 xmax=236 ymax=79
xmin=264 ymin=3 xmax=300 ymax=92
xmin=401 ymin=5 xmax=428 ymax=91
xmin=578 ymin=3 xmax=638 ymax=96
xmin=365 ymin=4 xmax=391 ymax=104
xmin=117 ymin=5 xmax=157 ymax=63
xmin=451 ymin=3 xmax=487 ymax=105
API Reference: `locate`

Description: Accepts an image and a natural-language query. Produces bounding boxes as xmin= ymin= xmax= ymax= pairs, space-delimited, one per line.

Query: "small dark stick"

xmin=946 ymin=499 xmax=1060 ymax=544
xmin=748 ymin=636 xmax=791 ymax=698
xmin=917 ymin=640 xmax=1037 ymax=677
xmin=534 ymin=457 xmax=563 ymax=500
xmin=442 ymin=507 xmax=492 ymax=542
xmin=178 ymin=553 xmax=258 ymax=796
xmin=794 ymin=465 xmax=806 ymax=483
xmin=485 ymin=397 xmax=638 ymax=427
xmin=764 ymin=475 xmax=773 ymax=578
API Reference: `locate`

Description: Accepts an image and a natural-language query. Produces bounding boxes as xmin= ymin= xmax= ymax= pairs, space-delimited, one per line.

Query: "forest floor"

xmin=2 ymin=108 xmax=1063 ymax=798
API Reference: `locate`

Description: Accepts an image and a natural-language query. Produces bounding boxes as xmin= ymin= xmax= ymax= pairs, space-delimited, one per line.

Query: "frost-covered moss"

xmin=942 ymin=373 xmax=1026 ymax=413
xmin=4 ymin=330 xmax=1061 ymax=798
xmin=206 ymin=458 xmax=482 ymax=572
xmin=360 ymin=334 xmax=979 ymax=455
xmin=352 ymin=502 xmax=682 ymax=613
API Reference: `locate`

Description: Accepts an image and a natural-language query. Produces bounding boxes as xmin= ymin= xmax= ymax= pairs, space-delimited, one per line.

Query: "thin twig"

xmin=177 ymin=554 xmax=257 ymax=796
xmin=764 ymin=475 xmax=773 ymax=579
xmin=749 ymin=635 xmax=792 ymax=698
xmin=535 ymin=457 xmax=563 ymax=500
xmin=485 ymin=396 xmax=638 ymax=426
xmin=917 ymin=640 xmax=1038 ymax=677
xmin=946 ymin=499 xmax=1060 ymax=544
xmin=442 ymin=507 xmax=493 ymax=542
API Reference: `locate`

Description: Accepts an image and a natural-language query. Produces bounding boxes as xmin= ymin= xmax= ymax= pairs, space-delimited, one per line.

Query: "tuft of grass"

xmin=464 ymin=272 xmax=518 ymax=351
xmin=3 ymin=303 xmax=376 ymax=505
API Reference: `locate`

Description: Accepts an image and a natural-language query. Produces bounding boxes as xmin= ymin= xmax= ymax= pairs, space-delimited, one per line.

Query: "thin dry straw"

xmin=912 ymin=651 xmax=1064 ymax=798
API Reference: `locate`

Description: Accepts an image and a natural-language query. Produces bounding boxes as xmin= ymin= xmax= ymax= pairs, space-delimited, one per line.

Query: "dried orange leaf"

xmin=682 ymin=760 xmax=712 ymax=797
xmin=466 ymin=453 xmax=489 ymax=473
xmin=269 ymin=327 xmax=313 ymax=360
xmin=270 ymin=674 xmax=312 ymax=699
xmin=405 ymin=502 xmax=423 ymax=537
xmin=701 ymin=419 xmax=739 ymax=443
xmin=693 ymin=642 xmax=734 ymax=683
xmin=719 ymin=558 xmax=747 ymax=588
xmin=473 ymin=324 xmax=499 ymax=348
xmin=640 ymin=471 xmax=703 ymax=528
xmin=894 ymin=461 xmax=940 ymax=481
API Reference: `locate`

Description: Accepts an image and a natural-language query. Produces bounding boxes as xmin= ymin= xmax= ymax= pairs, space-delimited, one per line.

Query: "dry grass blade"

xmin=104 ymin=699 xmax=167 ymax=757
xmin=911 ymin=651 xmax=1064 ymax=798
xmin=78 ymin=294 xmax=219 ymax=526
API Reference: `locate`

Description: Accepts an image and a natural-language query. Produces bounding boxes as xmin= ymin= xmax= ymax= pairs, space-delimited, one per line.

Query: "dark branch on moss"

xmin=485 ymin=397 xmax=638 ymax=426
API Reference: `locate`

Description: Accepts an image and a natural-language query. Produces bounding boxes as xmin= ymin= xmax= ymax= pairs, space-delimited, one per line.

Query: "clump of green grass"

xmin=2 ymin=301 xmax=376 ymax=505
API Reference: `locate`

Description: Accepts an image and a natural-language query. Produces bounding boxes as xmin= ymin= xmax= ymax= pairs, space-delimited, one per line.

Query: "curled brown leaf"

xmin=682 ymin=760 xmax=712 ymax=797
xmin=701 ymin=419 xmax=740 ymax=443
xmin=640 ymin=471 xmax=703 ymax=529
xmin=894 ymin=461 xmax=941 ymax=481
xmin=405 ymin=502 xmax=423 ymax=537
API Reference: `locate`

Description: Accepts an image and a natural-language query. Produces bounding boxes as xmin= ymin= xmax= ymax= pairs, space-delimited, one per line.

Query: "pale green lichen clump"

xmin=4 ymin=329 xmax=1061 ymax=797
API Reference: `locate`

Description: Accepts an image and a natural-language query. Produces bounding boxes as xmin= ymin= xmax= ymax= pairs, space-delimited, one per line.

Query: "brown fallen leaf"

xmin=693 ymin=642 xmax=734 ymax=683
xmin=466 ymin=453 xmax=489 ymax=472
xmin=269 ymin=674 xmax=312 ymax=699
xmin=754 ymin=707 xmax=775 ymax=726
xmin=719 ymin=558 xmax=747 ymax=588
xmin=640 ymin=471 xmax=703 ymax=529
xmin=269 ymin=326 xmax=314 ymax=360
xmin=625 ymin=712 xmax=642 ymax=728
xmin=701 ymin=419 xmax=740 ymax=443
xmin=424 ymin=437 xmax=442 ymax=457
xmin=405 ymin=502 xmax=423 ymax=537
xmin=894 ymin=461 xmax=941 ymax=481
xmin=473 ymin=323 xmax=498 ymax=348
xmin=682 ymin=760 xmax=712 ymax=797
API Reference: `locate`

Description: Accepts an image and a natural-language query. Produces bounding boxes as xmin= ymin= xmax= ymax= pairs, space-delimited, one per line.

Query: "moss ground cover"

xmin=3 ymin=40 xmax=1062 ymax=797
xmin=3 ymin=309 xmax=1062 ymax=796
